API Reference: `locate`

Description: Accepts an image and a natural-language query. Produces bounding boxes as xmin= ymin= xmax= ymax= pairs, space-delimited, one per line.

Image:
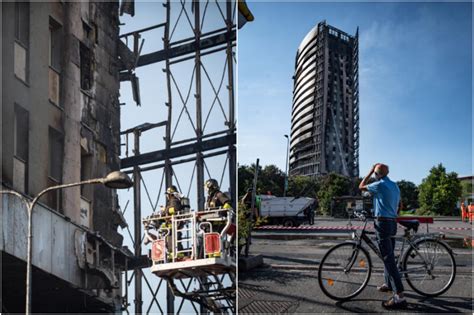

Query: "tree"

xmin=238 ymin=164 xmax=256 ymax=197
xmin=238 ymin=164 xmax=285 ymax=197
xmin=317 ymin=173 xmax=352 ymax=215
xmin=287 ymin=175 xmax=319 ymax=198
xmin=397 ymin=180 xmax=419 ymax=210
xmin=258 ymin=165 xmax=285 ymax=196
xmin=418 ymin=164 xmax=462 ymax=216
xmin=461 ymin=180 xmax=473 ymax=201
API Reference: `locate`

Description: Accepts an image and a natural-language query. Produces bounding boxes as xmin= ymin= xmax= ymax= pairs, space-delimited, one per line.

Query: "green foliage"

xmin=287 ymin=175 xmax=319 ymax=198
xmin=237 ymin=204 xmax=267 ymax=255
xmin=461 ymin=180 xmax=473 ymax=200
xmin=238 ymin=164 xmax=256 ymax=197
xmin=238 ymin=204 xmax=252 ymax=246
xmin=259 ymin=165 xmax=286 ymax=196
xmin=317 ymin=173 xmax=352 ymax=215
xmin=417 ymin=164 xmax=462 ymax=216
xmin=397 ymin=180 xmax=419 ymax=210
xmin=238 ymin=164 xmax=285 ymax=197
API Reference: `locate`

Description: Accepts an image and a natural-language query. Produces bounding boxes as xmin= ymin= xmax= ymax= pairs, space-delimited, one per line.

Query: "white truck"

xmin=257 ymin=195 xmax=316 ymax=227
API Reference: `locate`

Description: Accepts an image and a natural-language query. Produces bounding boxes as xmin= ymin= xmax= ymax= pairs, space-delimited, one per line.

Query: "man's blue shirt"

xmin=367 ymin=176 xmax=400 ymax=218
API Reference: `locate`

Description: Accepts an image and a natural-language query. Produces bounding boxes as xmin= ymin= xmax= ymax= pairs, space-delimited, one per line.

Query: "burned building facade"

xmin=1 ymin=1 xmax=130 ymax=312
xmin=289 ymin=21 xmax=359 ymax=178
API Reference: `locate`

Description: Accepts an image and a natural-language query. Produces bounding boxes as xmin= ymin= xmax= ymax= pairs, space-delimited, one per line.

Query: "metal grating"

xmin=240 ymin=300 xmax=298 ymax=314
xmin=238 ymin=285 xmax=265 ymax=299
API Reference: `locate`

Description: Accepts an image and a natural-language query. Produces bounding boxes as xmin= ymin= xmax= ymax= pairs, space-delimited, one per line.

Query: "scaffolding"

xmin=117 ymin=0 xmax=236 ymax=313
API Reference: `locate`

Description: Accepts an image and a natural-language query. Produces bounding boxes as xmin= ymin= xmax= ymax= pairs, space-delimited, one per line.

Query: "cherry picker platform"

xmin=143 ymin=207 xmax=236 ymax=313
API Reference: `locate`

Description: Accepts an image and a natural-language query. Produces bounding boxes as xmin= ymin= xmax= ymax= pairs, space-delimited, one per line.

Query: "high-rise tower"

xmin=289 ymin=21 xmax=359 ymax=178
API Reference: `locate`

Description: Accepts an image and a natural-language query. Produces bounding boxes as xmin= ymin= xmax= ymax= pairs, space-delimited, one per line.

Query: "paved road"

xmin=238 ymin=238 xmax=473 ymax=313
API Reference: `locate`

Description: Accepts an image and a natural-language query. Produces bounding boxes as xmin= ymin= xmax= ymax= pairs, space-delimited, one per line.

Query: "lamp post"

xmin=0 ymin=171 xmax=133 ymax=314
xmin=283 ymin=134 xmax=290 ymax=197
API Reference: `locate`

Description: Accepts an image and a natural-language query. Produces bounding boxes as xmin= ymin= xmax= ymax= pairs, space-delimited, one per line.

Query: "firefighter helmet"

xmin=204 ymin=179 xmax=219 ymax=193
xmin=166 ymin=185 xmax=178 ymax=194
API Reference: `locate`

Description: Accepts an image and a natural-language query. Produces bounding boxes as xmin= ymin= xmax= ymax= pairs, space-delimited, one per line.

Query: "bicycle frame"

xmin=349 ymin=217 xmax=448 ymax=276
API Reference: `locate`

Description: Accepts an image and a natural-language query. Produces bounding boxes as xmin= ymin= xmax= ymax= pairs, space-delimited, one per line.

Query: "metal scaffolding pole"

xmin=133 ymin=130 xmax=143 ymax=314
xmin=194 ymin=1 xmax=205 ymax=212
xmin=226 ymin=0 xmax=236 ymax=207
xmin=163 ymin=1 xmax=175 ymax=313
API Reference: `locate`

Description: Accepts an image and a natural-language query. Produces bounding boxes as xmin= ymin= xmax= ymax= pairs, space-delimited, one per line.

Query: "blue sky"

xmin=238 ymin=2 xmax=472 ymax=185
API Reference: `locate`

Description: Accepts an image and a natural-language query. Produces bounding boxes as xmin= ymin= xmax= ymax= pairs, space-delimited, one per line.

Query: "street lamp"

xmin=283 ymin=134 xmax=290 ymax=197
xmin=0 ymin=171 xmax=133 ymax=314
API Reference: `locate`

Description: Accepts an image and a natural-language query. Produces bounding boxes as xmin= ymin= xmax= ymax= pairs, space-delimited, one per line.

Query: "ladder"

xmin=171 ymin=213 xmax=196 ymax=261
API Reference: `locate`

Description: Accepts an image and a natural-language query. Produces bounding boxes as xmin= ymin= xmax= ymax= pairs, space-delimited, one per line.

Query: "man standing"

xmin=359 ymin=163 xmax=406 ymax=309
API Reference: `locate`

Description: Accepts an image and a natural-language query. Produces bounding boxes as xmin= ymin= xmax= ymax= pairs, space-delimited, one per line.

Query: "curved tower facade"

xmin=289 ymin=21 xmax=359 ymax=178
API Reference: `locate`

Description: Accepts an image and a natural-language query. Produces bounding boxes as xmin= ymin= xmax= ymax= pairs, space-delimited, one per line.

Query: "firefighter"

xmin=163 ymin=185 xmax=182 ymax=216
xmin=200 ymin=179 xmax=233 ymax=258
xmin=162 ymin=185 xmax=185 ymax=258
xmin=205 ymin=179 xmax=232 ymax=210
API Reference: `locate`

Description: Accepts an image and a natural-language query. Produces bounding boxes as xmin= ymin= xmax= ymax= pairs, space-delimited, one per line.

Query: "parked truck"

xmin=257 ymin=195 xmax=317 ymax=227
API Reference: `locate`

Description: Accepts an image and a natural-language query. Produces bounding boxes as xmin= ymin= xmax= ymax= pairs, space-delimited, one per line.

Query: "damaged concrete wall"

xmin=53 ymin=0 xmax=125 ymax=253
xmin=2 ymin=1 xmax=123 ymax=244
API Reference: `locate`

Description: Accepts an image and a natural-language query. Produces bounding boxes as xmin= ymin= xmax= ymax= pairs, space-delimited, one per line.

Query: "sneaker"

xmin=377 ymin=284 xmax=393 ymax=293
xmin=382 ymin=297 xmax=407 ymax=310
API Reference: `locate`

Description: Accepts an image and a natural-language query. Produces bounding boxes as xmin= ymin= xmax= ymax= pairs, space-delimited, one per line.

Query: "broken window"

xmin=81 ymin=147 xmax=93 ymax=198
xmin=13 ymin=104 xmax=29 ymax=193
xmin=80 ymin=43 xmax=92 ymax=90
xmin=48 ymin=127 xmax=63 ymax=182
xmin=48 ymin=127 xmax=63 ymax=212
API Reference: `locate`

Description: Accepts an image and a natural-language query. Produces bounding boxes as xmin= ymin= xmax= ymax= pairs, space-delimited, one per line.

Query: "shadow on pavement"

xmin=335 ymin=294 xmax=473 ymax=313
xmin=239 ymin=267 xmax=318 ymax=285
xmin=404 ymin=292 xmax=473 ymax=313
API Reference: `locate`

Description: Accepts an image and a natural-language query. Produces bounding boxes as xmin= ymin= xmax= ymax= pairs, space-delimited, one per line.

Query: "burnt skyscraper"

xmin=289 ymin=21 xmax=359 ymax=178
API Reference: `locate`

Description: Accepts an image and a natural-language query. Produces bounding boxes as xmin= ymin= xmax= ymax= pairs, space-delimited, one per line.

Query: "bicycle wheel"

xmin=318 ymin=242 xmax=372 ymax=301
xmin=402 ymin=239 xmax=456 ymax=297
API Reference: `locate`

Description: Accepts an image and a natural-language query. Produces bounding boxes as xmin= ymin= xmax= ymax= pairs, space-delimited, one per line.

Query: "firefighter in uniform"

xmin=205 ymin=179 xmax=232 ymax=210
xmin=163 ymin=185 xmax=182 ymax=216
xmin=162 ymin=185 xmax=184 ymax=258
xmin=198 ymin=179 xmax=233 ymax=258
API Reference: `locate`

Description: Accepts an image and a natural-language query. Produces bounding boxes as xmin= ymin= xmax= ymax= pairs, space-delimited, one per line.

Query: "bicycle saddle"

xmin=398 ymin=220 xmax=419 ymax=232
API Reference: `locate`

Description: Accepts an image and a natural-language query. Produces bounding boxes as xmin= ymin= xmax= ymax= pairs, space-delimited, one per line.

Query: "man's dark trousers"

xmin=375 ymin=219 xmax=404 ymax=293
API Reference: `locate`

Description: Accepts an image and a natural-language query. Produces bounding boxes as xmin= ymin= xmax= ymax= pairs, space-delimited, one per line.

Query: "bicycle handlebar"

xmin=351 ymin=208 xmax=374 ymax=220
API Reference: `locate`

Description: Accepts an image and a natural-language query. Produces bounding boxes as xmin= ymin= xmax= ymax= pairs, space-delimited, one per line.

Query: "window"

xmin=49 ymin=18 xmax=62 ymax=105
xmin=80 ymin=147 xmax=92 ymax=198
xmin=49 ymin=17 xmax=62 ymax=72
xmin=14 ymin=2 xmax=29 ymax=83
xmin=80 ymin=43 xmax=92 ymax=90
xmin=15 ymin=2 xmax=29 ymax=46
xmin=48 ymin=127 xmax=63 ymax=212
xmin=13 ymin=104 xmax=29 ymax=193
xmin=49 ymin=127 xmax=63 ymax=182
xmin=14 ymin=104 xmax=29 ymax=162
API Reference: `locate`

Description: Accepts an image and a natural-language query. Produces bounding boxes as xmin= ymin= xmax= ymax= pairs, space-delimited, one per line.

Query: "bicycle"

xmin=318 ymin=209 xmax=457 ymax=301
